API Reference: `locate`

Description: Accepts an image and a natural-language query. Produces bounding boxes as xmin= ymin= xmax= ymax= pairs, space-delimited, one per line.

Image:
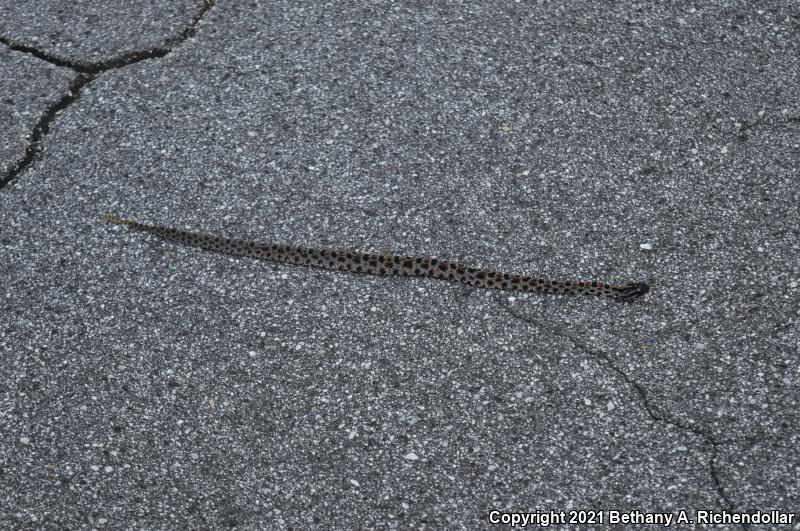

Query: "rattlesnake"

xmin=98 ymin=213 xmax=649 ymax=300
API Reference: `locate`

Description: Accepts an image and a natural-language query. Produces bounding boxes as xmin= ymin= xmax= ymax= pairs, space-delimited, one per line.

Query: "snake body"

xmin=98 ymin=213 xmax=649 ymax=300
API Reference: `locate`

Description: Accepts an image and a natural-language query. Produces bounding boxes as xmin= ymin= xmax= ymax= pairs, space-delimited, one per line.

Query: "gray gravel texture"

xmin=0 ymin=0 xmax=202 ymax=68
xmin=1 ymin=0 xmax=799 ymax=529
xmin=0 ymin=47 xmax=72 ymax=178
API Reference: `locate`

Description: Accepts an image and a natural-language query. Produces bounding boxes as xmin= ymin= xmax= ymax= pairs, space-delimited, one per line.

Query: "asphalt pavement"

xmin=1 ymin=1 xmax=798 ymax=529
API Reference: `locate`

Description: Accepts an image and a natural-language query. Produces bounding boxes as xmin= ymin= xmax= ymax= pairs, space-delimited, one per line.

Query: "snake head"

xmin=612 ymin=282 xmax=650 ymax=300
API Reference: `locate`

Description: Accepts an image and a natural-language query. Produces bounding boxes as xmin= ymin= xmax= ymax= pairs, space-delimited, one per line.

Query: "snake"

xmin=98 ymin=213 xmax=649 ymax=300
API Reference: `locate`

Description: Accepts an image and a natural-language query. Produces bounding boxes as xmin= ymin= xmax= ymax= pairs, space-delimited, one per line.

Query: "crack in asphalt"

xmin=0 ymin=73 xmax=92 ymax=190
xmin=499 ymin=300 xmax=747 ymax=530
xmin=0 ymin=0 xmax=216 ymax=190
